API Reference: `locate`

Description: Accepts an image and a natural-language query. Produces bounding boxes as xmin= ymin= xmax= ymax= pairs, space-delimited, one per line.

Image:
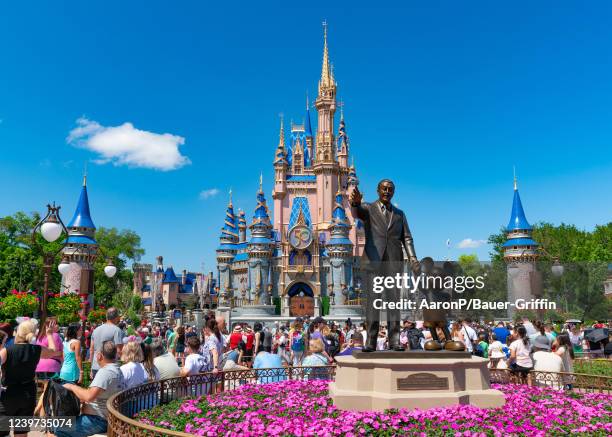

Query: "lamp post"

xmin=31 ymin=202 xmax=117 ymax=328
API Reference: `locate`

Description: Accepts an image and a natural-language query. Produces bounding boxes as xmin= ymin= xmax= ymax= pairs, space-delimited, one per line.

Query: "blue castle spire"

xmin=67 ymin=175 xmax=96 ymax=229
xmin=249 ymin=176 xmax=273 ymax=244
xmin=506 ymin=178 xmax=532 ymax=231
xmin=219 ymin=190 xmax=238 ymax=244
xmin=305 ymin=94 xmax=313 ymax=138
xmin=502 ymin=175 xmax=539 ymax=251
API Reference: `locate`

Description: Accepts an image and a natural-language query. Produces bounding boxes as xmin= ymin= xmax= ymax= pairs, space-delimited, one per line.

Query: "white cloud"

xmin=457 ymin=238 xmax=487 ymax=249
xmin=199 ymin=188 xmax=220 ymax=200
xmin=67 ymin=117 xmax=190 ymax=171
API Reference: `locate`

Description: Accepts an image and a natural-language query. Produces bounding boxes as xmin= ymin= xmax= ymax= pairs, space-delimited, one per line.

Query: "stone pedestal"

xmin=329 ymin=352 xmax=505 ymax=412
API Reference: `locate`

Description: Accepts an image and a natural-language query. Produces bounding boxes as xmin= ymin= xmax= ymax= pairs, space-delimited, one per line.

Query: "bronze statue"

xmin=350 ymin=179 xmax=420 ymax=352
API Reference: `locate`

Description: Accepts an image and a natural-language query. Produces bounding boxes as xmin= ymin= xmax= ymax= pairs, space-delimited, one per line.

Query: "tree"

xmin=92 ymin=227 xmax=145 ymax=308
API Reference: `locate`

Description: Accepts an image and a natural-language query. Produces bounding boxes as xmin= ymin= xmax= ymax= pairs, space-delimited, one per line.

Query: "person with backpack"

xmin=289 ymin=321 xmax=305 ymax=366
xmin=475 ymin=333 xmax=489 ymax=358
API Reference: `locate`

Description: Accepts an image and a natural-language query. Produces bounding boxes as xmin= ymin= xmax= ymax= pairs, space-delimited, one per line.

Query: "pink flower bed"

xmin=137 ymin=380 xmax=612 ymax=436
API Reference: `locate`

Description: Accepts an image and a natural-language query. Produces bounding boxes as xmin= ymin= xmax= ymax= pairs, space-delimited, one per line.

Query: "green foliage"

xmin=573 ymin=359 xmax=612 ymax=377
xmin=0 ymin=291 xmax=39 ymax=318
xmin=93 ymin=227 xmax=144 ymax=307
xmin=87 ymin=308 xmax=106 ymax=324
xmin=127 ymin=308 xmax=141 ymax=327
xmin=47 ymin=294 xmax=81 ymax=325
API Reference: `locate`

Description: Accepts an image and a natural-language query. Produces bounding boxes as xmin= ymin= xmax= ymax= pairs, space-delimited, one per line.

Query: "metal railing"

xmin=107 ymin=364 xmax=610 ymax=437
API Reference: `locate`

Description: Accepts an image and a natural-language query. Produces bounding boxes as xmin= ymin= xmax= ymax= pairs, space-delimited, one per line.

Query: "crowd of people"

xmin=0 ymin=308 xmax=609 ymax=436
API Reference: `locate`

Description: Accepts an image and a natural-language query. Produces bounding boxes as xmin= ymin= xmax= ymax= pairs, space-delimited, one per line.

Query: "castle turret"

xmin=337 ymin=106 xmax=349 ymax=168
xmin=248 ymin=176 xmax=274 ymax=304
xmin=216 ymin=192 xmax=238 ymax=302
xmin=503 ymin=175 xmax=540 ymax=317
xmin=304 ymin=95 xmax=314 ymax=167
xmin=61 ymin=175 xmax=99 ymax=318
xmin=238 ymin=210 xmax=247 ymax=243
xmin=327 ymin=186 xmax=354 ymax=303
xmin=273 ymin=116 xmax=288 ymax=230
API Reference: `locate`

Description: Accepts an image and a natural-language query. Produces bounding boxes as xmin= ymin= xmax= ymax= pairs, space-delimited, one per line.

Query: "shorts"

xmin=0 ymin=388 xmax=37 ymax=436
xmin=510 ymin=363 xmax=532 ymax=376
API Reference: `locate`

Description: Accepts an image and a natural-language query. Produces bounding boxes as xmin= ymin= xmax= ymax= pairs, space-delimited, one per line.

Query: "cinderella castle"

xmin=214 ymin=25 xmax=366 ymax=321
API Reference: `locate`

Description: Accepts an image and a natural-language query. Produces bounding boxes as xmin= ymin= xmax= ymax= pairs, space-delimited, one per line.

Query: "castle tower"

xmin=305 ymin=95 xmax=314 ymax=167
xmin=327 ymin=187 xmax=354 ymax=303
xmin=248 ymin=176 xmax=274 ymax=304
xmin=216 ymin=192 xmax=238 ymax=304
xmin=313 ymin=22 xmax=340 ymax=225
xmin=238 ymin=210 xmax=247 ymax=243
xmin=503 ymin=175 xmax=540 ymax=317
xmin=61 ymin=175 xmax=99 ymax=318
xmin=272 ymin=116 xmax=288 ymax=230
xmin=337 ymin=106 xmax=349 ymax=169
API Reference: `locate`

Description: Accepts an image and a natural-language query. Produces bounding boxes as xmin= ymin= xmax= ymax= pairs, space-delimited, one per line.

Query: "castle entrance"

xmin=288 ymin=282 xmax=314 ymax=317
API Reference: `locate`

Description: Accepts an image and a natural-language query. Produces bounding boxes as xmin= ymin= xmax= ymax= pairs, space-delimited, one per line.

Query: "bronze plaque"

xmin=290 ymin=296 xmax=314 ymax=317
xmin=396 ymin=373 xmax=449 ymax=391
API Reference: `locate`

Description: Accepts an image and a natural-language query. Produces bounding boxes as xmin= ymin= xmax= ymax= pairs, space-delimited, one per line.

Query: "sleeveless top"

xmin=2 ymin=343 xmax=41 ymax=394
xmin=59 ymin=339 xmax=80 ymax=382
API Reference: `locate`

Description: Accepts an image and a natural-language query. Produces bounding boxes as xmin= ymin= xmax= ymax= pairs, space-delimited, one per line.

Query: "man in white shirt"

xmin=461 ymin=319 xmax=478 ymax=353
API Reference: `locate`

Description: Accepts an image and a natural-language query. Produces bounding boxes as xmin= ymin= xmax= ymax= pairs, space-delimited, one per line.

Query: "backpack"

xmin=474 ymin=342 xmax=486 ymax=358
xmin=291 ymin=332 xmax=304 ymax=352
xmin=42 ymin=380 xmax=81 ymax=417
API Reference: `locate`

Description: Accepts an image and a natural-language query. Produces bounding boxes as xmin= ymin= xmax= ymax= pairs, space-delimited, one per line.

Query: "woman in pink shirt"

xmin=35 ymin=317 xmax=64 ymax=379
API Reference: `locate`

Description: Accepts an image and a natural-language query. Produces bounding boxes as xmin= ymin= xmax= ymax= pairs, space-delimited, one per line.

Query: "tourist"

xmin=174 ymin=325 xmax=186 ymax=364
xmin=337 ymin=333 xmax=364 ymax=356
xmin=60 ymin=323 xmax=83 ymax=384
xmin=274 ymin=326 xmax=291 ymax=365
xmin=529 ymin=321 xmax=552 ymax=347
xmin=229 ymin=325 xmax=243 ymax=350
xmin=555 ymin=333 xmax=575 ymax=389
xmin=0 ymin=323 xmax=14 ymax=348
xmin=493 ymin=321 xmax=511 ymax=345
xmin=165 ymin=326 xmax=176 ymax=352
xmin=57 ymin=340 xmax=125 ymax=437
xmin=402 ymin=321 xmax=424 ymax=350
xmin=302 ymin=339 xmax=330 ymax=380
xmin=253 ymin=346 xmax=285 ymax=383
xmin=215 ymin=315 xmax=229 ymax=350
xmin=376 ymin=328 xmax=387 ymax=351
xmin=488 ymin=333 xmax=507 ymax=369
xmin=244 ymin=326 xmax=255 ymax=363
xmin=450 ymin=322 xmax=465 ymax=345
xmin=532 ymin=336 xmax=564 ymax=387
xmin=90 ymin=307 xmax=124 ymax=379
xmin=200 ymin=319 xmax=223 ymax=375
xmin=142 ymin=342 xmax=160 ymax=381
xmin=359 ymin=322 xmax=368 ymax=345
xmin=509 ymin=326 xmax=533 ymax=381
xmin=522 ymin=317 xmax=537 ymax=337
xmin=461 ymin=319 xmax=478 ymax=353
xmin=35 ymin=316 xmax=64 ymax=380
xmin=0 ymin=320 xmax=61 ymax=437
xmin=151 ymin=337 xmax=180 ymax=379
xmin=568 ymin=324 xmax=583 ymax=355
xmin=253 ymin=322 xmax=265 ymax=356
xmin=289 ymin=321 xmax=305 ymax=366
xmin=476 ymin=333 xmax=489 ymax=358
xmin=180 ymin=336 xmax=207 ymax=377
xmin=120 ymin=340 xmax=150 ymax=388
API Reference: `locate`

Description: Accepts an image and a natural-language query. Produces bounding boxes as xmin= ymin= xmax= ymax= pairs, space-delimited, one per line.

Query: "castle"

xmin=214 ymin=25 xmax=365 ymax=321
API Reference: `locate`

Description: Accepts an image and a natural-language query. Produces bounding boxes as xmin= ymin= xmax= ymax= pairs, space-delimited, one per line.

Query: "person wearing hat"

xmin=532 ymin=335 xmax=564 ymax=386
xmin=229 ymin=325 xmax=243 ymax=350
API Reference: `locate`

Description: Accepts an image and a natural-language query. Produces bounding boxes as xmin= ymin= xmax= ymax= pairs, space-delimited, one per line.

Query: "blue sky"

xmin=1 ymin=2 xmax=610 ymax=272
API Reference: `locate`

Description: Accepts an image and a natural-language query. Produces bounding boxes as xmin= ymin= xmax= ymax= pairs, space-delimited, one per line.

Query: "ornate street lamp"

xmin=32 ymin=202 xmax=117 ymax=328
xmin=31 ymin=203 xmax=69 ymax=328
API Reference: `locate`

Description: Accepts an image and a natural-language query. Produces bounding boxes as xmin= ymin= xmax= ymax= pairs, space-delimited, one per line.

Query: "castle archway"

xmin=287 ymin=282 xmax=314 ymax=317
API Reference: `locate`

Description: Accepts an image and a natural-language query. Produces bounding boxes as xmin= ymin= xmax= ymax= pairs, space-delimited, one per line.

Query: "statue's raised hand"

xmin=350 ymin=186 xmax=362 ymax=207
